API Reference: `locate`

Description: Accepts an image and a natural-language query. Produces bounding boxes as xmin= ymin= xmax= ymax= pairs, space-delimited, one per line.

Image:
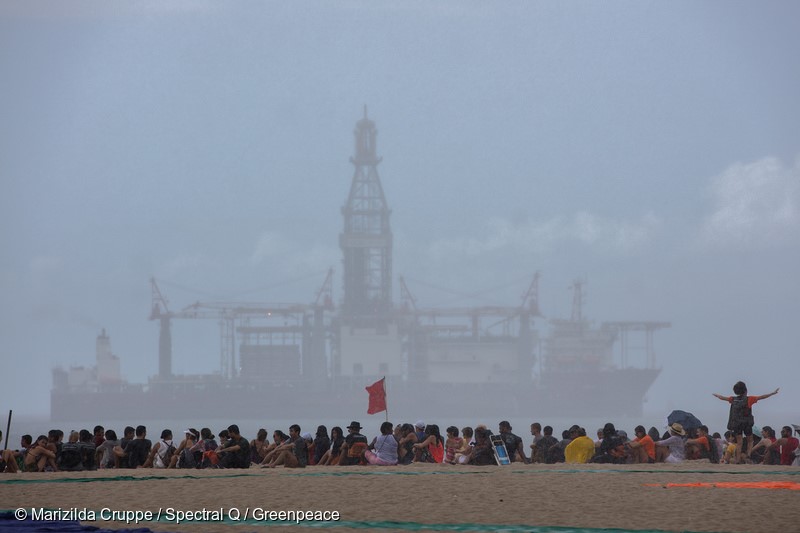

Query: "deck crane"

xmin=149 ymin=278 xmax=174 ymax=379
xmin=520 ymin=271 xmax=542 ymax=317
xmin=149 ymin=278 xmax=237 ymax=379
xmin=150 ymin=269 xmax=338 ymax=382
xmin=314 ymin=268 xmax=335 ymax=310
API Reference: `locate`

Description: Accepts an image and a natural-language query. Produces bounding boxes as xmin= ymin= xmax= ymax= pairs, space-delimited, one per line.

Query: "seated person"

xmin=95 ymin=429 xmax=120 ymax=469
xmin=594 ymin=428 xmax=604 ymax=449
xmin=655 ymin=423 xmax=687 ymax=463
xmin=712 ymin=432 xmax=727 ymax=461
xmin=109 ymin=427 xmax=133 ymax=469
xmin=454 ymin=427 xmax=473 ymax=464
xmin=721 ymin=431 xmax=738 ymax=464
xmin=250 ymin=428 xmax=270 ymax=464
xmin=339 ymin=421 xmax=368 ymax=466
xmin=365 ymin=422 xmax=398 ymax=466
xmin=116 ymin=425 xmax=151 ymax=469
xmin=2 ymin=435 xmax=34 ymax=473
xmin=170 ymin=429 xmax=200 ymax=468
xmin=313 ymin=426 xmax=331 ymax=465
xmin=529 ymin=423 xmax=543 ymax=463
xmin=24 ymin=435 xmax=57 ymax=472
xmin=217 ymin=429 xmax=230 ymax=449
xmin=686 ymin=425 xmax=717 ymax=462
xmin=317 ymin=426 xmax=344 ymax=466
xmin=549 ymin=430 xmax=572 ymax=464
xmin=59 ymin=432 xmax=84 ymax=471
xmin=303 ymin=433 xmax=315 ymax=465
xmin=197 ymin=427 xmax=219 ymax=468
xmin=258 ymin=430 xmax=289 ymax=466
xmin=627 ymin=425 xmax=656 ymax=463
xmin=414 ymin=420 xmax=426 ymax=443
xmin=263 ymin=424 xmax=307 ymax=468
xmin=590 ymin=423 xmax=626 ymax=464
xmin=413 ymin=424 xmax=444 ymax=463
xmin=444 ymin=426 xmax=464 ymax=464
xmin=91 ymin=425 xmax=103 ymax=448
xmin=534 ymin=426 xmax=559 ymax=464
xmin=47 ymin=430 xmax=63 ymax=470
xmin=772 ymin=426 xmax=800 ymax=466
xmin=216 ymin=425 xmax=250 ymax=469
xmin=143 ymin=429 xmax=174 ymax=469
xmin=749 ymin=426 xmax=778 ymax=464
xmin=498 ymin=421 xmax=528 ymax=463
xmin=78 ymin=429 xmax=97 ymax=471
xmin=395 ymin=423 xmax=418 ymax=465
xmin=565 ymin=426 xmax=595 ymax=464
xmin=466 ymin=428 xmax=496 ymax=465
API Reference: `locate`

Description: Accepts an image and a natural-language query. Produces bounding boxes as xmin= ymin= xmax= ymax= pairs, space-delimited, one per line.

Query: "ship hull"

xmin=51 ymin=368 xmax=660 ymax=422
xmin=532 ymin=367 xmax=661 ymax=418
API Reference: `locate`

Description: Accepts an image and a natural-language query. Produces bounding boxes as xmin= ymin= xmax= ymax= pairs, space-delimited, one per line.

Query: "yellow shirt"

xmin=565 ymin=436 xmax=595 ymax=463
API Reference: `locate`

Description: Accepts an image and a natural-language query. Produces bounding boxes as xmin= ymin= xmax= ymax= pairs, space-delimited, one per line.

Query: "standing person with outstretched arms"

xmin=713 ymin=381 xmax=779 ymax=463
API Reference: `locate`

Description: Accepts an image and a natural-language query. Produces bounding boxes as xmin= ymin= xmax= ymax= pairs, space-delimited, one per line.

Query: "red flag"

xmin=366 ymin=377 xmax=387 ymax=415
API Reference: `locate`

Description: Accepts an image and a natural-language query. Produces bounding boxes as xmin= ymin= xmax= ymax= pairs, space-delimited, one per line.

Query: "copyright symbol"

xmin=14 ymin=508 xmax=27 ymax=520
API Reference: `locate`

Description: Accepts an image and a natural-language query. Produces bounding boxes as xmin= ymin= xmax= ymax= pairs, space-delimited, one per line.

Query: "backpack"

xmin=80 ymin=443 xmax=96 ymax=470
xmin=59 ymin=443 xmax=83 ymax=470
xmin=200 ymin=450 xmax=219 ymax=468
xmin=161 ymin=440 xmax=176 ymax=467
xmin=729 ymin=395 xmax=754 ymax=428
xmin=178 ymin=448 xmax=198 ymax=469
xmin=707 ymin=438 xmax=721 ymax=464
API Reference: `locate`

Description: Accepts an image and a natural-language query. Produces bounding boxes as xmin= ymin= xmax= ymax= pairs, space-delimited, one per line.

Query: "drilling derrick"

xmin=340 ymin=108 xmax=393 ymax=320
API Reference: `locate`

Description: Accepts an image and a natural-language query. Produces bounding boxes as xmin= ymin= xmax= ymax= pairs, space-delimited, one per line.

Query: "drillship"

xmin=51 ymin=110 xmax=669 ymax=422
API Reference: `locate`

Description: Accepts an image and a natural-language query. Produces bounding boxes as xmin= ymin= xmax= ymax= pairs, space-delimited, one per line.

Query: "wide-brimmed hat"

xmin=668 ymin=423 xmax=686 ymax=436
xmin=347 ymin=421 xmax=362 ymax=430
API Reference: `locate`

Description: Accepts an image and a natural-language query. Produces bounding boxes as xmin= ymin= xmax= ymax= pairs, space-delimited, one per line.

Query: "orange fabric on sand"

xmin=645 ymin=481 xmax=800 ymax=491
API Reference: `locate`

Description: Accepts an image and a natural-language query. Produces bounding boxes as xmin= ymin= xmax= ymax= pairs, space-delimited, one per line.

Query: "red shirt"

xmin=780 ymin=437 xmax=799 ymax=466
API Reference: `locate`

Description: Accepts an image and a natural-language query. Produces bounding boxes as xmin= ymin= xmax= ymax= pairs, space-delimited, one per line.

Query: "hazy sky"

xmin=1 ymin=1 xmax=798 ymax=420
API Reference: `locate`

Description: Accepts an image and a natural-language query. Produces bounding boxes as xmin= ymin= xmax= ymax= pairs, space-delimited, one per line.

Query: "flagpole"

xmin=3 ymin=410 xmax=11 ymax=450
xmin=383 ymin=376 xmax=388 ymax=423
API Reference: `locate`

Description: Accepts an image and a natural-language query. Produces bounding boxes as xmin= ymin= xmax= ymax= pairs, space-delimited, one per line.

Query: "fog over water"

xmin=1 ymin=1 xmax=799 ymax=433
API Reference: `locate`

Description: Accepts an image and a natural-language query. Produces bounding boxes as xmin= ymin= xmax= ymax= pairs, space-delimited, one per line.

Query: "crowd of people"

xmin=2 ymin=381 xmax=797 ymax=472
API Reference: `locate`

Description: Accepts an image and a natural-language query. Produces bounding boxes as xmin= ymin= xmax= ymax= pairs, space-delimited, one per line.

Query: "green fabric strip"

xmin=1 ymin=468 xmax=795 ymax=486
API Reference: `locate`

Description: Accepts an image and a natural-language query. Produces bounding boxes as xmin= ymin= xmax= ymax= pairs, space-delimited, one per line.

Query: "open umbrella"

xmin=667 ymin=410 xmax=703 ymax=431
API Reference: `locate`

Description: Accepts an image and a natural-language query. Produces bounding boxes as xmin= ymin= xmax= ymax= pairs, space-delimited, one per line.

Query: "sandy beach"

xmin=1 ymin=462 xmax=798 ymax=532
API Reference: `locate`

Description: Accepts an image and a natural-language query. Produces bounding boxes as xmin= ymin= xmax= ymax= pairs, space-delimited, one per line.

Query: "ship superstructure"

xmin=51 ymin=111 xmax=669 ymax=421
